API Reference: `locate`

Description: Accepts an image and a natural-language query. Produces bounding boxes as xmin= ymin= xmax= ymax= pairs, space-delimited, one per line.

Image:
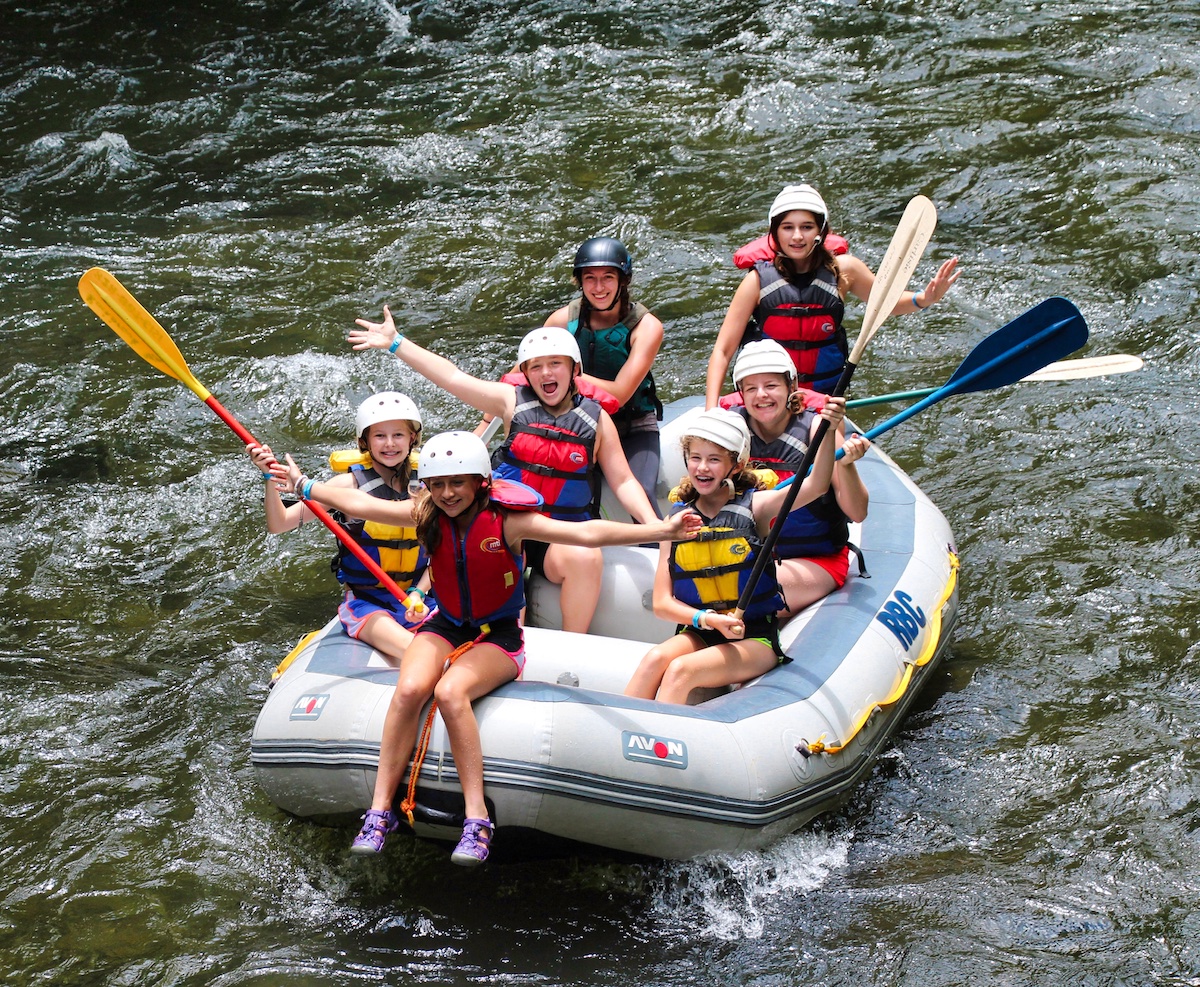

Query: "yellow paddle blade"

xmin=851 ymin=194 xmax=938 ymax=362
xmin=78 ymin=268 xmax=211 ymax=401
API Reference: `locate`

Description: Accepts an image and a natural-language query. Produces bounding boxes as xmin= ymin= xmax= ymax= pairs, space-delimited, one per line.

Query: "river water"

xmin=2 ymin=0 xmax=1199 ymax=983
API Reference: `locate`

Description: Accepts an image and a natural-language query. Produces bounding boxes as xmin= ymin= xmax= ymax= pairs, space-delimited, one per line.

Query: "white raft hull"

xmin=251 ymin=400 xmax=959 ymax=859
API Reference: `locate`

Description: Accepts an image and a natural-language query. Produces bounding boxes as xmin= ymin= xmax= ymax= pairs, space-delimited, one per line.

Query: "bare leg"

xmin=433 ymin=643 xmax=519 ymax=822
xmin=624 ymin=631 xmax=702 ymax=700
xmin=543 ymin=543 xmax=603 ymax=634
xmin=776 ymin=558 xmax=837 ymax=620
xmin=357 ymin=611 xmax=417 ymax=666
xmin=368 ymin=636 xmax=450 ymax=810
xmin=655 ymin=639 xmax=778 ymax=705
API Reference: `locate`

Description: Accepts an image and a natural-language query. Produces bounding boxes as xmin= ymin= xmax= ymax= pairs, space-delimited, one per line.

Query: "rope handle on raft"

xmin=399 ymin=624 xmax=490 ymax=828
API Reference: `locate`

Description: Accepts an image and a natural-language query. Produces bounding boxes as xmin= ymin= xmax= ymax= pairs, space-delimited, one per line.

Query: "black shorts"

xmin=523 ymin=539 xmax=550 ymax=578
xmin=675 ymin=612 xmax=787 ymax=661
xmin=416 ymin=611 xmax=525 ymax=673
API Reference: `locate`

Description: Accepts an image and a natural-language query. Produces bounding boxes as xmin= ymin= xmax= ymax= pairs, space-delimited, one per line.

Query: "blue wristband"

xmin=300 ymin=478 xmax=315 ymax=500
xmin=388 ymin=335 xmax=403 ymax=354
xmin=691 ymin=610 xmax=703 ymax=630
xmin=261 ymin=472 xmax=273 ymax=481
xmin=913 ymin=292 xmax=928 ymax=310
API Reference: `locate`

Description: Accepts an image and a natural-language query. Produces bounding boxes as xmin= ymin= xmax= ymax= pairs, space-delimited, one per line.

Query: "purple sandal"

xmin=450 ymin=817 xmax=493 ymax=866
xmin=350 ymin=808 xmax=400 ymax=854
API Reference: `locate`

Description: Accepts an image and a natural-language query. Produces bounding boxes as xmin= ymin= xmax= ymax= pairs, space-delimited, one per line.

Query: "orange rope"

xmin=399 ymin=625 xmax=489 ymax=828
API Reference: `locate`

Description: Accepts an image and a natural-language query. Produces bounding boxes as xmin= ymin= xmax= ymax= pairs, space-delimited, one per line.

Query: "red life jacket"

xmin=743 ymin=261 xmax=847 ymax=394
xmin=718 ymin=389 xmax=828 ymax=413
xmin=732 ymin=232 xmax=849 ymax=269
xmin=428 ymin=506 xmax=525 ymax=626
xmin=493 ymin=384 xmax=601 ymax=521
xmin=499 ymin=371 xmax=619 ymax=415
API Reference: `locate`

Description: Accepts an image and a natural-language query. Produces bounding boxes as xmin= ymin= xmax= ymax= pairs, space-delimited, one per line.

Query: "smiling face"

xmin=426 ymin=474 xmax=483 ymax=520
xmin=772 ymin=209 xmax=823 ymax=266
xmin=684 ymin=437 xmax=738 ymax=497
xmin=580 ymin=267 xmax=621 ymax=310
xmin=738 ymin=372 xmax=792 ymax=428
xmin=521 ymin=354 xmax=577 ymax=410
xmin=363 ymin=419 xmax=417 ymax=470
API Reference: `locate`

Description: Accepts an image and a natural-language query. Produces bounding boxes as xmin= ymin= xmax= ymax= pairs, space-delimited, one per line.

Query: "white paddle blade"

xmin=850 ymin=194 xmax=938 ymax=363
xmin=1020 ymin=353 xmax=1143 ymax=382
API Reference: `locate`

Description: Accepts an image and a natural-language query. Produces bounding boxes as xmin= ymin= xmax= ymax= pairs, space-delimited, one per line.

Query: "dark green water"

xmin=2 ymin=1 xmax=1198 ymax=983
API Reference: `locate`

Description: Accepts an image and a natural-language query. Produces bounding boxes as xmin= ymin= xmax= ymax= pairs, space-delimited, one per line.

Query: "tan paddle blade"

xmin=1021 ymin=353 xmax=1143 ymax=382
xmin=78 ymin=268 xmax=211 ymax=401
xmin=849 ymin=194 xmax=938 ymax=363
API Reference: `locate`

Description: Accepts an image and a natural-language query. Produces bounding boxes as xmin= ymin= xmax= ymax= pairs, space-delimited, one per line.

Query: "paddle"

xmin=846 ymin=353 xmax=1141 ymax=408
xmin=732 ymin=194 xmax=938 ymax=620
xmin=78 ymin=267 xmax=410 ymax=602
xmin=772 ymin=297 xmax=1091 ymax=488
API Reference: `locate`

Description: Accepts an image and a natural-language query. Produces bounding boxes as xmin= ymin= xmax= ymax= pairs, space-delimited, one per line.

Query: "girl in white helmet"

xmin=705 ymin=182 xmax=960 ymax=407
xmin=271 ymin=431 xmax=700 ymax=865
xmin=349 ymin=310 xmax=662 ymax=636
xmin=732 ymin=339 xmax=871 ymax=615
xmin=624 ymin=399 xmax=844 ymax=705
xmin=248 ymin=391 xmax=430 ymax=664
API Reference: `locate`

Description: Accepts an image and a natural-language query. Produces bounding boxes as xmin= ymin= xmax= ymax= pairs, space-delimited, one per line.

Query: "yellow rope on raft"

xmin=802 ymin=552 xmax=960 ymax=757
xmin=399 ymin=624 xmax=490 ymax=828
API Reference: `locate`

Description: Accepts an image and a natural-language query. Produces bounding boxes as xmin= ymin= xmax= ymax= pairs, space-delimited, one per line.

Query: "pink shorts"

xmin=337 ymin=589 xmax=428 ymax=640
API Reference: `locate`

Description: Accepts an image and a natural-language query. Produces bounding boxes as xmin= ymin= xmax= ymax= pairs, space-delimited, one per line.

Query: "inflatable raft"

xmin=251 ymin=398 xmax=959 ymax=860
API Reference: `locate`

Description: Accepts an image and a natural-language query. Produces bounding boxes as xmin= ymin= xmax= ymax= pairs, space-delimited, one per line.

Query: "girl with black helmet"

xmin=705 ymin=183 xmax=960 ymax=408
xmin=543 ymin=236 xmax=666 ymax=514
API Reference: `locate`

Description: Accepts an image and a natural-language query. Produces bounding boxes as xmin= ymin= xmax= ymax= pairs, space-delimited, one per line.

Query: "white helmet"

xmin=682 ymin=408 xmax=751 ymax=466
xmin=417 ymin=430 xmax=492 ymax=480
xmin=733 ymin=339 xmax=796 ymax=388
xmin=354 ymin=391 xmax=422 ymax=437
xmin=769 ymin=183 xmax=829 ymax=230
xmin=517 ymin=326 xmax=581 ymax=369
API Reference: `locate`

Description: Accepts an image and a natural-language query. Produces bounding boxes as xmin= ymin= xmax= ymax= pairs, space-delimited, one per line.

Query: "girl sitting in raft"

xmin=273 ymin=431 xmax=701 ymax=865
xmin=350 ymin=310 xmax=662 ymax=636
xmin=248 ymin=391 xmax=430 ymax=664
xmin=732 ymin=339 xmax=871 ymax=616
xmin=623 ymin=402 xmax=843 ymax=706
xmin=705 ymin=182 xmax=960 ymax=406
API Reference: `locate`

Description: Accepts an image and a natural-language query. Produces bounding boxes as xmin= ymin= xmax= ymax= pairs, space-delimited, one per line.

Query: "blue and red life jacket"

xmin=743 ymin=260 xmax=847 ymax=394
xmin=427 ymin=506 xmax=525 ymax=626
xmin=492 ymin=384 xmax=601 ymax=521
xmin=739 ymin=408 xmax=850 ymax=559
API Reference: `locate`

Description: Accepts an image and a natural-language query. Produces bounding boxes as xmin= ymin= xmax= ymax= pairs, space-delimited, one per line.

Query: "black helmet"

xmin=573 ymin=237 xmax=632 ymax=277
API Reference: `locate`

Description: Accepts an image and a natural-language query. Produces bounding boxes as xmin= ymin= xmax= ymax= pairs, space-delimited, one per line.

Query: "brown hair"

xmin=673 ymin=443 xmax=764 ymax=505
xmin=412 ymin=478 xmax=494 ymax=554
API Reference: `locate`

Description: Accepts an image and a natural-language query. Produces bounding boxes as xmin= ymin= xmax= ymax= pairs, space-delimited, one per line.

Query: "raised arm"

xmin=350 ymin=306 xmax=515 ymax=422
xmin=837 ymin=253 xmax=960 ymax=315
xmin=705 ymin=271 xmax=760 ymax=409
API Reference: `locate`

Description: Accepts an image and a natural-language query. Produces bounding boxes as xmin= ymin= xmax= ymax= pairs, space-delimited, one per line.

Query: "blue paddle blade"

xmin=943 ymin=297 xmax=1088 ymax=395
xmin=855 ymin=297 xmax=1090 ymax=448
